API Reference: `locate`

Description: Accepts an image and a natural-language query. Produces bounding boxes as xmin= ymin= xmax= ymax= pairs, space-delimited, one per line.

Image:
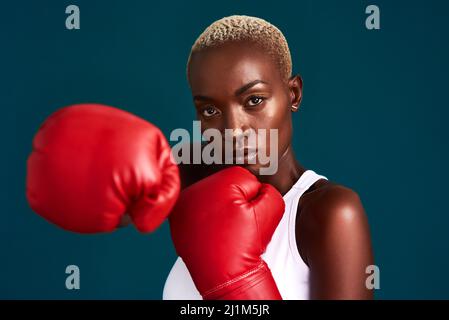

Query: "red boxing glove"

xmin=26 ymin=104 xmax=180 ymax=233
xmin=169 ymin=166 xmax=284 ymax=300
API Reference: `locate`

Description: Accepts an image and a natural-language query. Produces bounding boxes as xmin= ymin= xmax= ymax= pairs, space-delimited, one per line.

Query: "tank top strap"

xmin=283 ymin=170 xmax=327 ymax=201
xmin=285 ymin=170 xmax=327 ymax=268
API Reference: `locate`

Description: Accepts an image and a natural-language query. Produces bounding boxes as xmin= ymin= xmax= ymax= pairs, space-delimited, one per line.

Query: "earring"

xmin=291 ymin=105 xmax=298 ymax=111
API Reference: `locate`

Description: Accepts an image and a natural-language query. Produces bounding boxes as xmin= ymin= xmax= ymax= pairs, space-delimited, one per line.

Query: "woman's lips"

xmin=228 ymin=148 xmax=258 ymax=163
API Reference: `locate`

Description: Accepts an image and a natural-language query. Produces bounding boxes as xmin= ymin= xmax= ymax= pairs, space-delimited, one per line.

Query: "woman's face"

xmin=188 ymin=41 xmax=301 ymax=175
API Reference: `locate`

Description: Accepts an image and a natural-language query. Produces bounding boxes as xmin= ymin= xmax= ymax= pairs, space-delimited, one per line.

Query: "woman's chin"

xmin=237 ymin=163 xmax=262 ymax=176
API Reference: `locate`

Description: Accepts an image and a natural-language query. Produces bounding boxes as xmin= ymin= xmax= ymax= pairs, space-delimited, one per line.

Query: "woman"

xmin=163 ymin=15 xmax=374 ymax=300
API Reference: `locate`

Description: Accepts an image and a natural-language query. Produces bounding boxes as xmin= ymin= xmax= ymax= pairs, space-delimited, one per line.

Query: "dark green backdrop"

xmin=1 ymin=0 xmax=448 ymax=299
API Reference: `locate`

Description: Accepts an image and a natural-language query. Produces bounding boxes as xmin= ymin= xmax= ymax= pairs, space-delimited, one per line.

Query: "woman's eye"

xmin=202 ymin=106 xmax=218 ymax=117
xmin=247 ymin=96 xmax=265 ymax=107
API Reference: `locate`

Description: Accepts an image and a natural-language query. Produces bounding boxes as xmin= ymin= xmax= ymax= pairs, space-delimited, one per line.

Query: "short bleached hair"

xmin=187 ymin=15 xmax=292 ymax=82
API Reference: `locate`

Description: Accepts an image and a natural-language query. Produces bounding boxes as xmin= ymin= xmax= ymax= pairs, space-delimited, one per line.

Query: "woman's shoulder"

xmin=295 ymin=180 xmax=370 ymax=266
xmin=300 ymin=180 xmax=364 ymax=220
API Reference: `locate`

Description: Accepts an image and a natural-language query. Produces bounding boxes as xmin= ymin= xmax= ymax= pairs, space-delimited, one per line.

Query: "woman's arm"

xmin=177 ymin=143 xmax=225 ymax=190
xmin=297 ymin=184 xmax=375 ymax=299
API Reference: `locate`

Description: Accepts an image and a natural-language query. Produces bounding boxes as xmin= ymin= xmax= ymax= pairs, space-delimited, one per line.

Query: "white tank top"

xmin=162 ymin=170 xmax=327 ymax=300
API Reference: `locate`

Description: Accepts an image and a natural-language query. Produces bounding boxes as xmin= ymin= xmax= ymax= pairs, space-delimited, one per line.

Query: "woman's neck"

xmin=257 ymin=145 xmax=305 ymax=196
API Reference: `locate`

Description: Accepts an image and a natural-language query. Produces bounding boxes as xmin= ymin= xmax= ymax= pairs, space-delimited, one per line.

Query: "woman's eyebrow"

xmin=235 ymin=80 xmax=269 ymax=96
xmin=193 ymin=95 xmax=212 ymax=102
xmin=193 ymin=79 xmax=269 ymax=101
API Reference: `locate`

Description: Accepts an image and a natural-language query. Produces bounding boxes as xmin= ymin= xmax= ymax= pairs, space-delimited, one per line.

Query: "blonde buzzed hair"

xmin=187 ymin=15 xmax=292 ymax=82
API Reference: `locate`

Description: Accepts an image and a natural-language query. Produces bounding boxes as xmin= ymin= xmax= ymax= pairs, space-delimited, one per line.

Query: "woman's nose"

xmin=222 ymin=108 xmax=249 ymax=133
xmin=222 ymin=110 xmax=254 ymax=149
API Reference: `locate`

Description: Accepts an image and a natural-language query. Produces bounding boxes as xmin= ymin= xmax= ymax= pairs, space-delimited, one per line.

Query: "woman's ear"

xmin=288 ymin=75 xmax=303 ymax=112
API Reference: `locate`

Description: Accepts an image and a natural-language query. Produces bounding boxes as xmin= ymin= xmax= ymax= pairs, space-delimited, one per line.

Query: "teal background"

xmin=1 ymin=0 xmax=448 ymax=299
